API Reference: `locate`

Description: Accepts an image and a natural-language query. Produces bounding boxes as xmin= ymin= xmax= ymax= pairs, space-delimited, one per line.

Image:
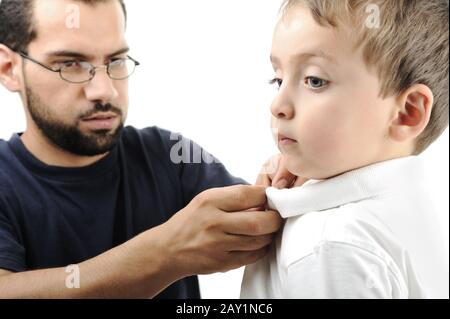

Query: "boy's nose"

xmin=270 ymin=95 xmax=295 ymax=120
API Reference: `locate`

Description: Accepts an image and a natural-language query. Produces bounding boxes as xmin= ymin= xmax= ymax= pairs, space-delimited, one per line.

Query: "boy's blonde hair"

xmin=281 ymin=0 xmax=449 ymax=154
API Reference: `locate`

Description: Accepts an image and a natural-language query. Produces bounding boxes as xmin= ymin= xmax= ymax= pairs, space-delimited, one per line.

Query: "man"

xmin=0 ymin=0 xmax=292 ymax=298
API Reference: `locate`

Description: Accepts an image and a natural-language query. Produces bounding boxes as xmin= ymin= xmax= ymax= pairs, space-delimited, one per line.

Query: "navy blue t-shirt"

xmin=0 ymin=126 xmax=246 ymax=298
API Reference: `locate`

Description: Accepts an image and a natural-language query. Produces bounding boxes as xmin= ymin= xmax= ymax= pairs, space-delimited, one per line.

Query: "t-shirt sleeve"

xmin=157 ymin=128 xmax=248 ymax=205
xmin=0 ymin=194 xmax=26 ymax=272
xmin=282 ymin=241 xmax=406 ymax=298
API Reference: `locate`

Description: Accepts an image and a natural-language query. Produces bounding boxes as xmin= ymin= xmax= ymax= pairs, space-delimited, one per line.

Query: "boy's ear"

xmin=389 ymin=84 xmax=434 ymax=143
xmin=0 ymin=44 xmax=22 ymax=93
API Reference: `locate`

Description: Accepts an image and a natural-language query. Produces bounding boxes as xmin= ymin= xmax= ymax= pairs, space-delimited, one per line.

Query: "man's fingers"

xmin=271 ymin=156 xmax=296 ymax=189
xmin=221 ymin=210 xmax=282 ymax=236
xmin=228 ymin=247 xmax=270 ymax=268
xmin=203 ymin=185 xmax=267 ymax=212
xmin=224 ymin=234 xmax=274 ymax=252
xmin=260 ymin=155 xmax=280 ymax=177
xmin=292 ymin=176 xmax=309 ymax=187
xmin=255 ymin=171 xmax=271 ymax=187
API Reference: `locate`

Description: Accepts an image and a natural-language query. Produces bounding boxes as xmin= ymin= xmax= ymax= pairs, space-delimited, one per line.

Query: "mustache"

xmin=80 ymin=103 xmax=123 ymax=120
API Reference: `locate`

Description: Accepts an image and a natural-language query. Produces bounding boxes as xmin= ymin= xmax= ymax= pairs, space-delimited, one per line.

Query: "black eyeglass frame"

xmin=18 ymin=51 xmax=140 ymax=84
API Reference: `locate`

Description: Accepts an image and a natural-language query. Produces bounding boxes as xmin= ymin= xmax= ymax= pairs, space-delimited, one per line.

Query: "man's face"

xmin=22 ymin=0 xmax=129 ymax=156
xmin=270 ymin=5 xmax=396 ymax=179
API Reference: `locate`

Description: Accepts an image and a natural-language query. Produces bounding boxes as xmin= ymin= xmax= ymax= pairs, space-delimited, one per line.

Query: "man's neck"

xmin=20 ymin=128 xmax=108 ymax=168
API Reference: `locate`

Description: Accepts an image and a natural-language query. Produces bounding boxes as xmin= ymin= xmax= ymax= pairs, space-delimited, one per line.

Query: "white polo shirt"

xmin=241 ymin=156 xmax=449 ymax=299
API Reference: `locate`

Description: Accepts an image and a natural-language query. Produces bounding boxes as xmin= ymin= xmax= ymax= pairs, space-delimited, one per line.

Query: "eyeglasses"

xmin=18 ymin=52 xmax=140 ymax=84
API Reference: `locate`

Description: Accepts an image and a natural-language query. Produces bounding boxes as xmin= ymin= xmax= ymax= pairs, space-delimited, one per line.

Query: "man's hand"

xmin=256 ymin=154 xmax=309 ymax=188
xmin=0 ymin=185 xmax=281 ymax=299
xmin=159 ymin=185 xmax=282 ymax=277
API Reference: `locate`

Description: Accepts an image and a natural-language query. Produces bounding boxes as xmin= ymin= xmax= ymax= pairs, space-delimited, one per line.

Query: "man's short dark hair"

xmin=0 ymin=0 xmax=127 ymax=53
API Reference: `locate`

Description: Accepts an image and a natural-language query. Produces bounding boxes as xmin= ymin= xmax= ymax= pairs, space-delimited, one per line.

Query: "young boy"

xmin=241 ymin=0 xmax=449 ymax=298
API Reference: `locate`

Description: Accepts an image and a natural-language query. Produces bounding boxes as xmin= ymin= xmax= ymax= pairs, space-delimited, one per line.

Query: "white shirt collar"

xmin=266 ymin=156 xmax=424 ymax=218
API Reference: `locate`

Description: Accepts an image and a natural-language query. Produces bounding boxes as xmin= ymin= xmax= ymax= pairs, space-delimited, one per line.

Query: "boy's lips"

xmin=278 ymin=133 xmax=298 ymax=146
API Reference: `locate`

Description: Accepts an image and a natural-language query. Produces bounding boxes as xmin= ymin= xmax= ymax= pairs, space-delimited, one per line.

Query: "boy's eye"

xmin=269 ymin=78 xmax=283 ymax=89
xmin=305 ymin=76 xmax=329 ymax=89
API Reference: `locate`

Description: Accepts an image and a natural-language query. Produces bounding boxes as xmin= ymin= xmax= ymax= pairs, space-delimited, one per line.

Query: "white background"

xmin=0 ymin=1 xmax=448 ymax=298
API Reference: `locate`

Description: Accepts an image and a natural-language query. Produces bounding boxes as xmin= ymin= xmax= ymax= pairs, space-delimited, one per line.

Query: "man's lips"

xmin=82 ymin=112 xmax=118 ymax=121
xmin=81 ymin=112 xmax=119 ymax=130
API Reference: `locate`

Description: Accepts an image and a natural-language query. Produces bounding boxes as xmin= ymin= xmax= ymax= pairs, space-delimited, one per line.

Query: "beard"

xmin=25 ymin=85 xmax=124 ymax=157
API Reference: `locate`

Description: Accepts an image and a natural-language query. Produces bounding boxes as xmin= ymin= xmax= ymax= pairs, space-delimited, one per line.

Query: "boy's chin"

xmin=283 ymin=155 xmax=304 ymax=178
xmin=284 ymin=156 xmax=336 ymax=181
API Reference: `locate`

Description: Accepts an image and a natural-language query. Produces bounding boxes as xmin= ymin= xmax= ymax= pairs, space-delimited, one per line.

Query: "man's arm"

xmin=0 ymin=224 xmax=181 ymax=298
xmin=0 ymin=269 xmax=10 ymax=277
xmin=0 ymin=185 xmax=281 ymax=298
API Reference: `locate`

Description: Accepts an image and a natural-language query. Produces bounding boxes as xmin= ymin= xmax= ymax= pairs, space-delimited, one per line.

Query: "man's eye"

xmin=304 ymin=76 xmax=329 ymax=89
xmin=59 ymin=61 xmax=82 ymax=69
xmin=269 ymin=78 xmax=283 ymax=89
xmin=64 ymin=61 xmax=78 ymax=66
xmin=109 ymin=58 xmax=125 ymax=66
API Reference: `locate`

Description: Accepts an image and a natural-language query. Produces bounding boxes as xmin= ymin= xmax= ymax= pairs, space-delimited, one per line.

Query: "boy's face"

xmin=270 ymin=5 xmax=397 ymax=179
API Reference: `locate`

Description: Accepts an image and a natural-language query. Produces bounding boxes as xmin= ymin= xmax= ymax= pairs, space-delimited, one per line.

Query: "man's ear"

xmin=0 ymin=44 xmax=22 ymax=92
xmin=389 ymin=84 xmax=434 ymax=143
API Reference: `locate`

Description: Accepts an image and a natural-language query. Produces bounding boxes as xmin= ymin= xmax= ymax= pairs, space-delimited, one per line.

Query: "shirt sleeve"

xmin=0 ymin=195 xmax=26 ymax=272
xmin=282 ymin=241 xmax=406 ymax=299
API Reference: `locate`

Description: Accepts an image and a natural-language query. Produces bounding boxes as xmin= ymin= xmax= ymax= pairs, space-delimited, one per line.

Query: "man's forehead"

xmin=30 ymin=0 xmax=127 ymax=57
xmin=44 ymin=47 xmax=130 ymax=60
xmin=33 ymin=0 xmax=125 ymax=36
xmin=30 ymin=38 xmax=129 ymax=61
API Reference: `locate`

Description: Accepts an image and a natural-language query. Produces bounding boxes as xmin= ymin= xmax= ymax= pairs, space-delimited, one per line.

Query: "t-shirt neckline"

xmin=7 ymin=133 xmax=119 ymax=182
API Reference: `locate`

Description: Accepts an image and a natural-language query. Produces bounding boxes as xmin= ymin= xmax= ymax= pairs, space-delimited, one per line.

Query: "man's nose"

xmin=83 ymin=67 xmax=119 ymax=103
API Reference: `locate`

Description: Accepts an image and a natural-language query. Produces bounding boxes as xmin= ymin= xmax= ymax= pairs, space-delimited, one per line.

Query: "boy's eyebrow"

xmin=271 ymin=50 xmax=337 ymax=65
xmin=45 ymin=47 xmax=130 ymax=60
